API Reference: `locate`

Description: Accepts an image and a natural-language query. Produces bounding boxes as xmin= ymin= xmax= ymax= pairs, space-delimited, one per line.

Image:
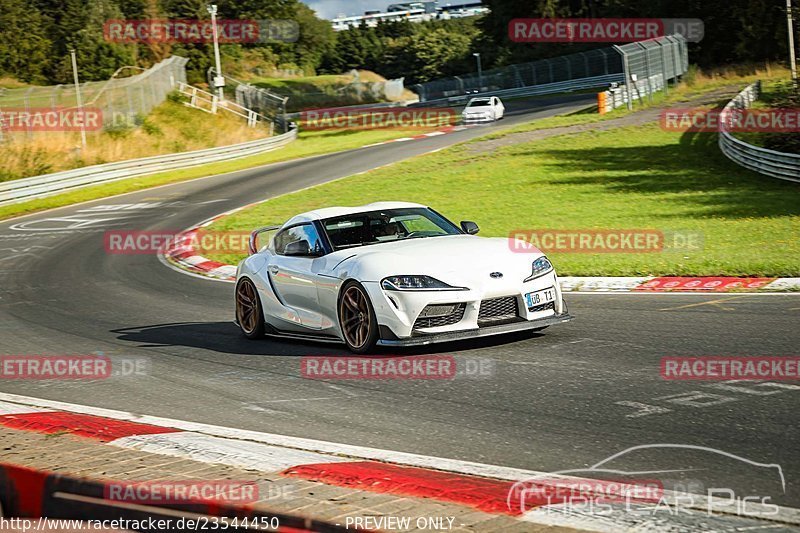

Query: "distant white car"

xmin=235 ymin=202 xmax=571 ymax=353
xmin=462 ymin=96 xmax=505 ymax=123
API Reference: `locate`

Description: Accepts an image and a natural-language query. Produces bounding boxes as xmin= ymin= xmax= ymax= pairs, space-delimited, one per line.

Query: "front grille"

xmin=413 ymin=303 xmax=466 ymax=330
xmin=528 ymin=301 xmax=556 ymax=314
xmin=478 ymin=296 xmax=519 ymax=325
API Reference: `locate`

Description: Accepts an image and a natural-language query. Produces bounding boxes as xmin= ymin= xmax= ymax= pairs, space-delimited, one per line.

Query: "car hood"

xmin=323 ymin=235 xmax=544 ymax=285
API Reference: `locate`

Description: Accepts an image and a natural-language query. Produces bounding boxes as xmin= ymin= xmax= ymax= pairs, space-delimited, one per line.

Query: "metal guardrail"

xmin=412 ymin=73 xmax=625 ymax=107
xmin=177 ymin=82 xmax=263 ymax=128
xmin=599 ymin=74 xmax=665 ymax=113
xmin=0 ymin=127 xmax=298 ymax=206
xmin=718 ymin=82 xmax=800 ymax=183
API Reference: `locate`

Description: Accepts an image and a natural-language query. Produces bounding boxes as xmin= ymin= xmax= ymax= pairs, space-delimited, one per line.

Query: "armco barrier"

xmin=598 ymin=74 xmax=665 ymax=113
xmin=0 ymin=127 xmax=298 ymax=206
xmin=0 ymin=462 xmax=348 ymax=532
xmin=718 ymin=81 xmax=800 ymax=183
xmin=412 ymin=73 xmax=624 ymax=107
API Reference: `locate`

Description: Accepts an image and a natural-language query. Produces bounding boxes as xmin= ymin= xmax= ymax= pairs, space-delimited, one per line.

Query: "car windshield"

xmin=467 ymin=99 xmax=491 ymax=107
xmin=322 ymin=208 xmax=461 ymax=250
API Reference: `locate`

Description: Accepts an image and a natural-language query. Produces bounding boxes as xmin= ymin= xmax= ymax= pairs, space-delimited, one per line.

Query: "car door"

xmin=269 ymin=223 xmax=327 ymax=329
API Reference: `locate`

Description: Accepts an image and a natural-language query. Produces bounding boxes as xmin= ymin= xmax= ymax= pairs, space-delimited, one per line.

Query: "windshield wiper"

xmin=337 ymin=241 xmax=380 ymax=249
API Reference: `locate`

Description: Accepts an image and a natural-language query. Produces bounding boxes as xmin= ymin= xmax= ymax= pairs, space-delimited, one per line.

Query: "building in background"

xmin=331 ymin=1 xmax=487 ymax=31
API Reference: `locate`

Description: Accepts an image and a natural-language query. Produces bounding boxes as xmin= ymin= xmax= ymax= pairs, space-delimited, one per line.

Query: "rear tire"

xmin=338 ymin=281 xmax=379 ymax=354
xmin=236 ymin=277 xmax=264 ymax=339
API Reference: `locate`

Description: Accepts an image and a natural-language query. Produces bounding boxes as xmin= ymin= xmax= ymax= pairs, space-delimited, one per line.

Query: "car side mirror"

xmin=460 ymin=221 xmax=479 ymax=235
xmin=284 ymin=239 xmax=315 ymax=256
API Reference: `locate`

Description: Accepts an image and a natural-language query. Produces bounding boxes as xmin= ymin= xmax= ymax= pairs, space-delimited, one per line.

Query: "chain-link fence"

xmin=208 ymin=69 xmax=290 ymax=132
xmin=0 ymin=56 xmax=188 ymax=135
xmin=412 ymin=35 xmax=688 ymax=104
xmin=614 ymin=35 xmax=688 ymax=107
xmin=412 ymin=48 xmax=622 ymax=102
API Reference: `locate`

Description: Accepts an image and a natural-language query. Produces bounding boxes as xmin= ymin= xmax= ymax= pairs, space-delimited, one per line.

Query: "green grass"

xmin=0 ymin=127 xmax=438 ymax=221
xmin=208 ymin=122 xmax=800 ymax=276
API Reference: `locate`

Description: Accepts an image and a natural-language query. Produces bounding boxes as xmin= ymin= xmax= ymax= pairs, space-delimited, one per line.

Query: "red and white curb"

xmin=560 ymin=275 xmax=800 ymax=293
xmin=160 ymin=203 xmax=260 ymax=281
xmin=1 ymin=392 xmax=799 ymax=532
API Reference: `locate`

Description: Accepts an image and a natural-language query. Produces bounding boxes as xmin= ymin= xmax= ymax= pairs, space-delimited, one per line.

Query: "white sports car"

xmin=462 ymin=96 xmax=505 ymax=123
xmin=235 ymin=202 xmax=571 ymax=353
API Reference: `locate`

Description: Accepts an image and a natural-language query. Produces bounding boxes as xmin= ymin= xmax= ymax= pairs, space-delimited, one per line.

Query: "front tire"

xmin=236 ymin=277 xmax=264 ymax=339
xmin=338 ymin=281 xmax=379 ymax=354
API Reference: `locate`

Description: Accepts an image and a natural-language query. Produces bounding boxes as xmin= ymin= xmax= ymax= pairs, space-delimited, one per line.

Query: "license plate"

xmin=525 ymin=287 xmax=555 ymax=309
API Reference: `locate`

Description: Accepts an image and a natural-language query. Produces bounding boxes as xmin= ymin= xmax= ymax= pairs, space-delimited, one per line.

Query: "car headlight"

xmin=524 ymin=256 xmax=554 ymax=282
xmin=381 ymin=275 xmax=466 ymax=291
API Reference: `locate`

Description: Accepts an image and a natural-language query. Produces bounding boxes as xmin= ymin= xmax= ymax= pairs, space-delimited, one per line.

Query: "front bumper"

xmin=463 ymin=114 xmax=494 ymax=123
xmin=377 ymin=306 xmax=572 ymax=346
xmin=364 ymin=271 xmax=565 ymax=338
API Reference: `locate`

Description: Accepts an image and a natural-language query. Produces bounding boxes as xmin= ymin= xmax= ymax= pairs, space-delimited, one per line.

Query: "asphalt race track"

xmin=1 ymin=93 xmax=798 ymax=508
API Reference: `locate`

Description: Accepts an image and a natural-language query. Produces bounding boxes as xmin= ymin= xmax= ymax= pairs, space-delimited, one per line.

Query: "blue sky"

xmin=303 ymin=0 xmax=390 ymax=19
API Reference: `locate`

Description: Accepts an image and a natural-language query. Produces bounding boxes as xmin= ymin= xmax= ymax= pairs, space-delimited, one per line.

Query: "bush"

xmin=141 ymin=117 xmax=163 ymax=136
xmin=103 ymin=122 xmax=134 ymax=139
xmin=683 ymin=65 xmax=700 ymax=87
xmin=166 ymin=91 xmax=185 ymax=104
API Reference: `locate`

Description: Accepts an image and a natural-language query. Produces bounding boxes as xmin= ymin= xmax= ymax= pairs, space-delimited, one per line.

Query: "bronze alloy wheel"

xmin=339 ymin=282 xmax=378 ymax=353
xmin=236 ymin=278 xmax=264 ymax=339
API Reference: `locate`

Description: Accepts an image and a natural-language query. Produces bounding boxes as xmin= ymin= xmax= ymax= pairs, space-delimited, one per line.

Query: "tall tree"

xmin=0 ymin=0 xmax=51 ymax=82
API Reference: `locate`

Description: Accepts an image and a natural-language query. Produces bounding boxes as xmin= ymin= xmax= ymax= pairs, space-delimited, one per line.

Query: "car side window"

xmin=274 ymin=224 xmax=324 ymax=256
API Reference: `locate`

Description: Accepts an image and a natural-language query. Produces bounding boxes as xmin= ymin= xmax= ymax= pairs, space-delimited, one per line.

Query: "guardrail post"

xmin=659 ymin=42 xmax=669 ymax=96
xmin=639 ymin=43 xmax=653 ymax=103
xmin=613 ymin=45 xmax=633 ymax=110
